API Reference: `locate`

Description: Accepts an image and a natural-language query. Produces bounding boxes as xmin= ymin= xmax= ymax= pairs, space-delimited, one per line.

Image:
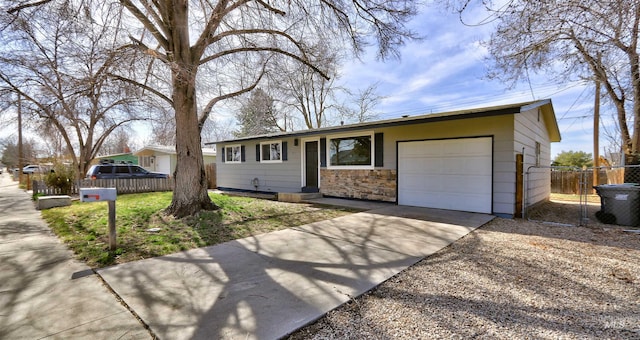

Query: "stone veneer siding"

xmin=320 ymin=169 xmax=397 ymax=202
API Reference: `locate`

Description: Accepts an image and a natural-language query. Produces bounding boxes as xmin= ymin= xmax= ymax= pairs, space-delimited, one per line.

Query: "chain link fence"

xmin=525 ymin=165 xmax=640 ymax=227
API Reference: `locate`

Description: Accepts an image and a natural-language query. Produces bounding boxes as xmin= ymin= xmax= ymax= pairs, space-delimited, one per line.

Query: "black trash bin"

xmin=594 ymin=184 xmax=640 ymax=226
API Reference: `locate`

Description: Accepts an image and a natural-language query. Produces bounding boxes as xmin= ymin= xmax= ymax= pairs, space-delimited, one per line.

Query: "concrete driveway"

xmin=98 ymin=205 xmax=494 ymax=339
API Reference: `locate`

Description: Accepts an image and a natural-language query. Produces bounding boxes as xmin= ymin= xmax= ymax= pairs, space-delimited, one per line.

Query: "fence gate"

xmin=530 ymin=165 xmax=640 ymax=227
xmin=578 ymin=170 xmax=589 ymax=226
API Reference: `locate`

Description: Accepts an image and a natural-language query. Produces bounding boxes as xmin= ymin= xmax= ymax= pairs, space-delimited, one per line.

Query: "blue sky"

xmin=337 ymin=5 xmax=603 ymax=160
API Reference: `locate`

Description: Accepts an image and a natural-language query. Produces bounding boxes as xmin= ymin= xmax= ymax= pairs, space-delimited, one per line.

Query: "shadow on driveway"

xmin=98 ymin=206 xmax=494 ymax=339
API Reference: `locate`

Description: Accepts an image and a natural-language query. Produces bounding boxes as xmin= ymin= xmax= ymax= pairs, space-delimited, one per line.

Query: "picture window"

xmin=328 ymin=134 xmax=373 ymax=167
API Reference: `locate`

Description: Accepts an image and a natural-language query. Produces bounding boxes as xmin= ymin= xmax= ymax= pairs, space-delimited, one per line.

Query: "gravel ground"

xmin=288 ymin=200 xmax=640 ymax=339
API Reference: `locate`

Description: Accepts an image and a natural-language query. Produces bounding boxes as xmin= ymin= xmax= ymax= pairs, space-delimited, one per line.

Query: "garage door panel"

xmin=460 ymin=142 xmax=490 ymax=155
xmin=447 ymin=177 xmax=490 ymax=192
xmin=416 ymin=160 xmax=439 ymax=171
xmin=398 ymin=137 xmax=492 ymax=214
xmin=401 ymin=192 xmax=489 ymax=212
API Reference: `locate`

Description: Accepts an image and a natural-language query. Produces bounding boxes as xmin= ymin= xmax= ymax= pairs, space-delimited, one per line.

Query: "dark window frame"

xmin=259 ymin=140 xmax=283 ymax=163
xmin=225 ymin=144 xmax=243 ymax=163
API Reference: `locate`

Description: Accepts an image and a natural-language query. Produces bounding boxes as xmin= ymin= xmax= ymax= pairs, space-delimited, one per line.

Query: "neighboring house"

xmin=208 ymin=100 xmax=561 ymax=218
xmin=94 ymin=152 xmax=138 ymax=165
xmin=134 ymin=145 xmax=217 ymax=175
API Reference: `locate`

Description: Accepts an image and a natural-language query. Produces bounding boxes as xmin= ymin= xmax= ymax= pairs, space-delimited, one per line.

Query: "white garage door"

xmin=398 ymin=137 xmax=492 ymax=213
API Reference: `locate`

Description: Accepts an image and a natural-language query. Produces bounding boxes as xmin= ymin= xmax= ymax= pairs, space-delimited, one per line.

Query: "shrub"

xmin=44 ymin=164 xmax=76 ymax=195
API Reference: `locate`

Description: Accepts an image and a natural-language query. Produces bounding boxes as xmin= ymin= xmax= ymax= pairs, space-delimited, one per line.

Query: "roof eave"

xmin=522 ymin=99 xmax=561 ymax=143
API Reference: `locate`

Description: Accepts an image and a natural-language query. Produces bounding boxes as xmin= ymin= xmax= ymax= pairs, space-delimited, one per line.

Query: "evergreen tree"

xmin=552 ymin=151 xmax=593 ymax=168
xmin=235 ymin=89 xmax=281 ymax=137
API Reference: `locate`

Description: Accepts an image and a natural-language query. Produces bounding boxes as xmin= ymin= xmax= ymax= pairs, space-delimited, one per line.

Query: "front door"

xmin=304 ymin=141 xmax=319 ymax=192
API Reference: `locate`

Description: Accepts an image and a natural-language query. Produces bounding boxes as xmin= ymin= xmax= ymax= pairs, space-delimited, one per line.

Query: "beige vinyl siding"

xmin=492 ymin=137 xmax=518 ymax=215
xmin=514 ymin=107 xmax=553 ymax=207
xmin=216 ymin=138 xmax=302 ymax=193
xmin=203 ymin=155 xmax=216 ymax=165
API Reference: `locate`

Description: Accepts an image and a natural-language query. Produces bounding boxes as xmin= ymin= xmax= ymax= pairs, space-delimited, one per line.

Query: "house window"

xmin=140 ymin=156 xmax=152 ymax=168
xmin=260 ymin=141 xmax=282 ymax=162
xmin=535 ymin=142 xmax=541 ymax=166
xmin=328 ymin=134 xmax=373 ymax=167
xmin=225 ymin=145 xmax=242 ymax=163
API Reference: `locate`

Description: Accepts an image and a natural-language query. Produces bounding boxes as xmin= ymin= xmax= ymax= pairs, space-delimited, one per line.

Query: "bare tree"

xmin=38 ymin=121 xmax=70 ymax=160
xmin=270 ymin=44 xmax=343 ymax=129
xmin=101 ymin=128 xmax=134 ymax=155
xmin=452 ymin=0 xmax=640 ymax=161
xmin=108 ymin=0 xmax=418 ymax=217
xmin=147 ymin=104 xmax=233 ymax=146
xmin=148 ymin=106 xmax=178 ymax=146
xmin=0 ymin=138 xmax=37 ymax=168
xmin=0 ymin=1 xmax=149 ymax=179
xmin=202 ymin=116 xmax=234 ymax=143
xmin=340 ymin=82 xmax=384 ymax=124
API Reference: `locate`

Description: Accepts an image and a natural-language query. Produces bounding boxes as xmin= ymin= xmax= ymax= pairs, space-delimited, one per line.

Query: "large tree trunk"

xmin=629 ymin=3 xmax=640 ymax=156
xmin=164 ymin=1 xmax=216 ymax=218
xmin=78 ymin=155 xmax=91 ymax=181
xmin=165 ymin=67 xmax=217 ymax=217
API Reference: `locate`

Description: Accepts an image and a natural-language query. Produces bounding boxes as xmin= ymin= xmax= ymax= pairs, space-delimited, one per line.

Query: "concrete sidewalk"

xmin=0 ymin=174 xmax=149 ymax=339
xmin=98 ymin=204 xmax=494 ymax=339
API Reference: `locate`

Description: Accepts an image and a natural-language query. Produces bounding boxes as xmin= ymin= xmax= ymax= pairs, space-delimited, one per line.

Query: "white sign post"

xmin=80 ymin=188 xmax=118 ymax=251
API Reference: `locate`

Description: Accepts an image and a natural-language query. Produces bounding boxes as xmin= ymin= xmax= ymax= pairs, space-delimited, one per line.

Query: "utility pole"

xmin=593 ymin=80 xmax=601 ymax=189
xmin=17 ymin=93 xmax=24 ymax=184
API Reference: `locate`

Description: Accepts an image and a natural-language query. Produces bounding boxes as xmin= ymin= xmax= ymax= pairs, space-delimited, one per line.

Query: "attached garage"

xmin=397 ymin=137 xmax=493 ymax=213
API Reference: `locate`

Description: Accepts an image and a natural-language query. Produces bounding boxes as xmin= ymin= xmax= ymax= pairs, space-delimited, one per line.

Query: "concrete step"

xmin=278 ymin=192 xmax=322 ymax=203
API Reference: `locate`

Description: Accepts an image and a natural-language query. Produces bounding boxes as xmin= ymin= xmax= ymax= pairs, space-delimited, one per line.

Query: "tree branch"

xmin=200 ymin=46 xmax=328 ymax=80
xmin=198 ymin=63 xmax=268 ymax=130
xmin=205 ymin=28 xmax=311 ymax=60
xmin=123 ymin=38 xmax=169 ymax=63
xmin=108 ymin=73 xmax=173 ymax=105
xmin=7 ymin=0 xmax=52 ymax=14
xmin=119 ymin=0 xmax=169 ymax=50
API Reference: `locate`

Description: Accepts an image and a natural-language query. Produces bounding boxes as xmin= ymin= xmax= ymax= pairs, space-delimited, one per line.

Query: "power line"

xmin=558 ymin=84 xmax=590 ymax=121
xmin=557 ymin=115 xmax=591 ymax=120
xmin=379 ymin=81 xmax=587 ymax=119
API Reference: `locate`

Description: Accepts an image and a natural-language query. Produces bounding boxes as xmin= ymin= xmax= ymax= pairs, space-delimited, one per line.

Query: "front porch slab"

xmin=278 ymin=192 xmax=322 ymax=203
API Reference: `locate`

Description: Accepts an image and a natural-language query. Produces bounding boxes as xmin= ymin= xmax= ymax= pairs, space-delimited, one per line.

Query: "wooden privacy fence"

xmin=205 ymin=163 xmax=217 ymax=189
xmin=33 ymin=178 xmax=175 ymax=196
xmin=551 ymin=168 xmax=626 ymax=194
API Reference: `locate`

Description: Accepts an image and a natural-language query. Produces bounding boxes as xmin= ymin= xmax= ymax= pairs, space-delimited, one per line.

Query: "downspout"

xmin=521 ymin=147 xmax=525 ymax=219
